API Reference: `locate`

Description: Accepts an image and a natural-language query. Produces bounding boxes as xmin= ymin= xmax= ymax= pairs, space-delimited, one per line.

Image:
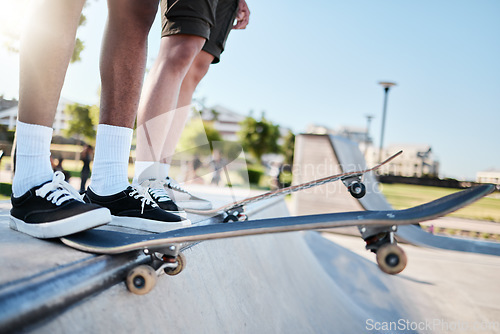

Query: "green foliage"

xmin=279 ymin=168 xmax=293 ymax=188
xmin=238 ymin=114 xmax=280 ymax=163
xmin=0 ymin=125 xmax=15 ymax=142
xmin=210 ymin=109 xmax=220 ymax=121
xmin=281 ymin=130 xmax=295 ymax=165
xmin=89 ymin=104 xmax=100 ymax=126
xmin=71 ymin=38 xmax=85 ymax=63
xmin=246 ymin=165 xmax=265 ymax=185
xmin=63 ymin=103 xmax=96 ymax=143
xmin=69 ymin=13 xmax=87 ymax=63
xmin=0 ymin=183 xmax=12 ymax=197
xmin=177 ymin=119 xmax=222 ymax=157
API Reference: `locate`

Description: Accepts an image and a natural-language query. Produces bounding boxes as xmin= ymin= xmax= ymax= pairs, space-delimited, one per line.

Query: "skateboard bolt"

xmin=385 ymin=253 xmax=400 ymax=267
xmin=133 ymin=276 xmax=146 ymax=289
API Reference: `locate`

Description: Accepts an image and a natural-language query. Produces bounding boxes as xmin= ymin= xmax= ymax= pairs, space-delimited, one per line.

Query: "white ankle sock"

xmin=89 ymin=124 xmax=133 ymax=196
xmin=133 ymin=161 xmax=170 ymax=184
xmin=12 ymin=121 xmax=55 ymax=197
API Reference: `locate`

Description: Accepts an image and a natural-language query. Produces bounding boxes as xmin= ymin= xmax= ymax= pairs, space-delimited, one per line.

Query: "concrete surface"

xmin=322 ymin=233 xmax=500 ymax=334
xmin=0 ymin=190 xmax=394 ymax=333
xmin=1 ymin=183 xmax=500 ymax=333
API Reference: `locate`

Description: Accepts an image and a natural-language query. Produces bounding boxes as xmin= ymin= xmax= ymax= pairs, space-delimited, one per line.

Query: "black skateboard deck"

xmin=61 ymin=184 xmax=495 ymax=293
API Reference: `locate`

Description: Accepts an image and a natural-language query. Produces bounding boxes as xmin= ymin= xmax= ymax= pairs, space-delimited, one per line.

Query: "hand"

xmin=233 ymin=0 xmax=250 ymax=30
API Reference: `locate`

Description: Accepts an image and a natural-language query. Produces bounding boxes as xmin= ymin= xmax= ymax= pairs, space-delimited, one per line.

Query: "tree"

xmin=238 ymin=113 xmax=281 ymax=163
xmin=63 ymin=103 xmax=96 ymax=143
xmin=281 ymin=130 xmax=295 ymax=165
xmin=177 ymin=118 xmax=222 ymax=157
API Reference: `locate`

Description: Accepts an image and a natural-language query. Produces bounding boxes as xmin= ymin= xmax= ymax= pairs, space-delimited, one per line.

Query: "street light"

xmin=364 ymin=114 xmax=374 ymax=156
xmin=378 ymin=81 xmax=397 ymax=163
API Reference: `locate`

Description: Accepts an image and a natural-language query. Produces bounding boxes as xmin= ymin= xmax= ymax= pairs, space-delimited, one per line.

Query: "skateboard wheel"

xmin=126 ymin=265 xmax=157 ymax=295
xmin=165 ymin=253 xmax=186 ymax=276
xmin=376 ymin=244 xmax=407 ymax=275
xmin=348 ymin=182 xmax=366 ymax=199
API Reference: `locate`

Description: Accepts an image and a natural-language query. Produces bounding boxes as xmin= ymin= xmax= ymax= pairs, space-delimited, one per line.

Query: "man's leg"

xmin=156 ymin=50 xmax=214 ymax=168
xmin=85 ymin=0 xmax=189 ymax=231
xmin=146 ymin=0 xmax=242 ymax=173
xmin=134 ymin=35 xmax=205 ymax=180
xmin=14 ymin=0 xmax=86 ymax=196
xmin=11 ymin=0 xmax=111 ymax=238
xmin=178 ymin=51 xmax=214 ymax=108
xmin=132 ymin=35 xmax=207 ymax=214
xmin=133 ymin=0 xmax=243 ymax=211
xmin=90 ymin=0 xmax=158 ymax=196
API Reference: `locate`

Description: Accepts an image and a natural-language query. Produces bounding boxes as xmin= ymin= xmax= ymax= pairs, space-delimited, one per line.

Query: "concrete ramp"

xmin=2 ymin=185 xmax=499 ymax=332
xmin=292 ymin=133 xmax=500 ymax=256
xmin=1 ymin=194 xmax=421 ymax=333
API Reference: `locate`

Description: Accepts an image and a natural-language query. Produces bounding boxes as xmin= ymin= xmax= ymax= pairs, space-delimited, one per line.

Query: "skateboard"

xmin=185 ymin=150 xmax=403 ymax=221
xmin=61 ymin=184 xmax=495 ymax=294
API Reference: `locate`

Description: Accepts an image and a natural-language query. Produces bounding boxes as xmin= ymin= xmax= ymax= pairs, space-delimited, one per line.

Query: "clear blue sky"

xmin=0 ymin=0 xmax=499 ymax=180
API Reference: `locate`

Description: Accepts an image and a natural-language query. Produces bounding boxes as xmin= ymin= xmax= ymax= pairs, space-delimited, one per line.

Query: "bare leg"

xmin=13 ymin=0 xmax=86 ymax=196
xmin=177 ymin=51 xmax=214 ymax=109
xmin=10 ymin=0 xmax=113 ymax=237
xmin=99 ymin=0 xmax=158 ymax=128
xmin=89 ymin=0 xmax=158 ymax=195
xmin=84 ymin=0 xmax=190 ymax=228
xmin=157 ymin=51 xmax=215 ymax=164
xmin=18 ymin=0 xmax=86 ymax=126
xmin=135 ymin=35 xmax=205 ymax=167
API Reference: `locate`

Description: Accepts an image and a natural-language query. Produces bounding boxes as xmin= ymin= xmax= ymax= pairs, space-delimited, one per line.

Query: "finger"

xmin=233 ymin=11 xmax=249 ymax=29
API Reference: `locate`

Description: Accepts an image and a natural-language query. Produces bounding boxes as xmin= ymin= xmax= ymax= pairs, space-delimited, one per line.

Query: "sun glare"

xmin=0 ymin=0 xmax=29 ymax=47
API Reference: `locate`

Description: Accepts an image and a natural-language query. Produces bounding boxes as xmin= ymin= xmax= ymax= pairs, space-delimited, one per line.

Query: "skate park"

xmin=0 ymin=134 xmax=499 ymax=333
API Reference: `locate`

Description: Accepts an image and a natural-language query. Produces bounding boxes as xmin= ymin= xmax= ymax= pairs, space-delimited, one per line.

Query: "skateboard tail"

xmin=396 ymin=183 xmax=495 ymax=219
xmin=186 ymin=150 xmax=404 ymax=215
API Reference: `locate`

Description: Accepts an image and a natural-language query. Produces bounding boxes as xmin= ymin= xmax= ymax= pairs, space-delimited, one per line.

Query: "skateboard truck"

xmin=363 ymin=226 xmax=407 ymax=275
xmin=223 ymin=205 xmax=247 ymax=223
xmin=341 ymin=174 xmax=367 ymax=199
xmin=125 ymin=245 xmax=186 ymax=295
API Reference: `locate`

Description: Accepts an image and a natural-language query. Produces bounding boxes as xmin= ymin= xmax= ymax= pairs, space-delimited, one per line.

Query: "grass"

xmin=380 ymin=183 xmax=500 ymax=223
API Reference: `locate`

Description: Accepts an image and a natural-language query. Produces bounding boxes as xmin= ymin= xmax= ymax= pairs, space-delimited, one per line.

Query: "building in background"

xmin=199 ymin=105 xmax=245 ymax=142
xmin=305 ymin=123 xmax=439 ymax=178
xmin=0 ymin=97 xmax=18 ymax=111
xmin=365 ymin=144 xmax=439 ymax=177
xmin=477 ymin=169 xmax=500 ymax=185
xmin=0 ymin=96 xmax=73 ymax=134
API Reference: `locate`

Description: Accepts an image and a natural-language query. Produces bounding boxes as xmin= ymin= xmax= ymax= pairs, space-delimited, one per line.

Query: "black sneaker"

xmin=83 ymin=185 xmax=191 ymax=232
xmin=139 ymin=179 xmax=186 ymax=217
xmin=10 ymin=171 xmax=111 ymax=239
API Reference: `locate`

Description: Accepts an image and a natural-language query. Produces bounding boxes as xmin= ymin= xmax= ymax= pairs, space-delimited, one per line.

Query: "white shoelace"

xmin=128 ymin=186 xmax=157 ymax=214
xmin=142 ymin=180 xmax=172 ymax=203
xmin=165 ymin=177 xmax=191 ymax=195
xmin=35 ymin=171 xmax=83 ymax=206
xmin=149 ymin=187 xmax=172 ymax=203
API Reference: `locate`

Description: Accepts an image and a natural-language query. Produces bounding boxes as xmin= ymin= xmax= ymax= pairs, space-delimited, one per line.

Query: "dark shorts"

xmin=161 ymin=0 xmax=239 ymax=64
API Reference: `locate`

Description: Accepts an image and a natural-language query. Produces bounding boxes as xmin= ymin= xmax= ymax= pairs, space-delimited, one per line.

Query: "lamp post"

xmin=378 ymin=81 xmax=397 ymax=163
xmin=364 ymin=115 xmax=374 ymax=156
